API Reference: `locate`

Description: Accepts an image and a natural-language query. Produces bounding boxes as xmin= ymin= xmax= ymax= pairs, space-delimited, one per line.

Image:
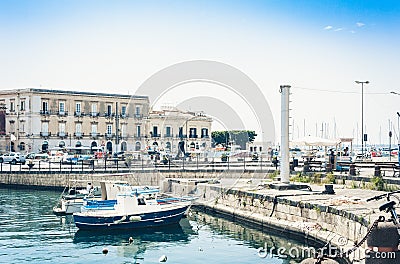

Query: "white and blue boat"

xmin=73 ymin=187 xmax=193 ymax=230
xmin=53 ymin=180 xmax=159 ymax=215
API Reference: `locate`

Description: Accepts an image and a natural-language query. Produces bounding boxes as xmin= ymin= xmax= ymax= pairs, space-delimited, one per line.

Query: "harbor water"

xmin=0 ymin=187 xmax=316 ymax=263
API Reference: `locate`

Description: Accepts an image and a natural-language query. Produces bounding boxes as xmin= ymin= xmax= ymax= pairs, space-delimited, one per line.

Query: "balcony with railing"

xmin=201 ymin=135 xmax=210 ymax=138
xmin=164 ymin=134 xmax=173 ymax=138
xmin=151 ymin=133 xmax=161 ymax=138
xmin=105 ymin=133 xmax=115 ymax=139
xmin=189 ymin=134 xmax=198 ymax=138
xmin=103 ymin=112 xmax=114 ymax=118
xmin=57 ymin=132 xmax=68 ymax=138
xmin=90 ymin=112 xmax=99 ymax=117
xmin=40 ymin=110 xmax=50 ymax=115
xmin=74 ymin=111 xmax=84 ymax=117
xmin=133 ymin=134 xmax=142 ymax=139
xmin=40 ymin=132 xmax=51 ymax=137
xmin=177 ymin=134 xmax=187 ymax=138
xmin=74 ymin=132 xmax=83 ymax=138
xmin=57 ymin=111 xmax=68 ymax=116
xmin=90 ymin=132 xmax=98 ymax=138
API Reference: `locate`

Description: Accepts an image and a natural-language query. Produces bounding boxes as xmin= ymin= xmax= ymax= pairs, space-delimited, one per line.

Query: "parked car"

xmin=0 ymin=152 xmax=26 ymax=165
xmin=113 ymin=151 xmax=125 ymax=160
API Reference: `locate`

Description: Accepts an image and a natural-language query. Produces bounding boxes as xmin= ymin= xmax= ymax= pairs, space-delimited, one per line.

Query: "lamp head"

xmin=397 ymin=112 xmax=400 ymax=117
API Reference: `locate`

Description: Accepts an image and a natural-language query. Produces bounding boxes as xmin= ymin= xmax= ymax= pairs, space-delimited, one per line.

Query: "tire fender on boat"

xmin=129 ymin=216 xmax=141 ymax=222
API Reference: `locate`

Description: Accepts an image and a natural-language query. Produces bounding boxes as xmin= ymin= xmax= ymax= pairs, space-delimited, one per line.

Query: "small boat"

xmin=53 ymin=180 xmax=102 ymax=216
xmin=73 ymin=188 xmax=194 ymax=230
xmin=53 ymin=180 xmax=157 ymax=216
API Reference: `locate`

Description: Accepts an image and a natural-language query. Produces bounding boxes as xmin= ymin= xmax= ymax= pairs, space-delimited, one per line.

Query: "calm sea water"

xmin=0 ymin=187 xmax=313 ymax=264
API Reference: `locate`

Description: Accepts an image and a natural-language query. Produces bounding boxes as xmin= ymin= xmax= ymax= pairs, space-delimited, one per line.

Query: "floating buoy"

xmin=198 ymin=247 xmax=203 ymax=251
xmin=159 ymin=255 xmax=167 ymax=262
xmin=129 ymin=237 xmax=134 ymax=244
xmin=102 ymin=247 xmax=109 ymax=255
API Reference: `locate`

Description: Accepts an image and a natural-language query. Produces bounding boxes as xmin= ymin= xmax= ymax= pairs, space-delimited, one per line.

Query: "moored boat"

xmin=53 ymin=181 xmax=102 ymax=215
xmin=53 ymin=180 xmax=159 ymax=216
xmin=73 ymin=188 xmax=194 ymax=230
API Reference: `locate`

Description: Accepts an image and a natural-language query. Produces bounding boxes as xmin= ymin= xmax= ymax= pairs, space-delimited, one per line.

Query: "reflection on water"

xmin=0 ymin=187 xmax=328 ymax=263
xmin=73 ymin=219 xmax=194 ymax=259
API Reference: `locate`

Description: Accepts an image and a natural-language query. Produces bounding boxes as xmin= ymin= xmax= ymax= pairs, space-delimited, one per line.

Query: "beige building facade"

xmin=0 ymin=88 xmax=149 ymax=154
xmin=0 ymin=88 xmax=212 ymax=156
xmin=146 ymin=107 xmax=212 ymax=156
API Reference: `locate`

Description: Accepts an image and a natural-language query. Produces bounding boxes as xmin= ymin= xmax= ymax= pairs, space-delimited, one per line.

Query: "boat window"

xmin=137 ymin=198 xmax=146 ymax=205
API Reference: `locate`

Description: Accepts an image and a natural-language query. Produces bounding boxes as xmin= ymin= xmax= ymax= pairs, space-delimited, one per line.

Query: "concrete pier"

xmin=1 ymin=170 xmax=399 ymax=263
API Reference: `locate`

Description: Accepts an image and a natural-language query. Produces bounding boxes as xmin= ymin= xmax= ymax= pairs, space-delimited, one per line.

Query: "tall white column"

xmin=280 ymin=85 xmax=291 ymax=183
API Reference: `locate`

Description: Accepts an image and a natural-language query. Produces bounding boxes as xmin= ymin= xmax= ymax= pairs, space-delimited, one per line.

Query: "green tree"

xmin=211 ymin=130 xmax=257 ymax=150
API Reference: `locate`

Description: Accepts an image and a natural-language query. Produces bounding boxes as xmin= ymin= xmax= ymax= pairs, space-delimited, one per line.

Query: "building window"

xmin=59 ymin=123 xmax=66 ymax=137
xmin=179 ymin=127 xmax=183 ymax=138
xmin=201 ymin=128 xmax=209 ymax=138
xmin=10 ymin=100 xmax=15 ymax=112
xmin=107 ymin=105 xmax=112 ymax=116
xmin=135 ymin=106 xmax=141 ymax=116
xmin=75 ymin=123 xmax=82 ymax=137
xmin=20 ymin=100 xmax=25 ymax=111
xmin=135 ymin=142 xmax=141 ymax=151
xmin=121 ymin=105 xmax=126 ymax=117
xmin=75 ymin=102 xmax=81 ymax=115
xmin=166 ymin=142 xmax=171 ymax=151
xmin=136 ymin=125 xmax=141 ymax=137
xmin=189 ymin=128 xmax=197 ymax=138
xmin=59 ymin=102 xmax=65 ymax=115
xmin=165 ymin=126 xmax=172 ymax=137
xmin=152 ymin=126 xmax=158 ymax=137
xmin=91 ymin=124 xmax=97 ymax=138
xmin=91 ymin=103 xmax=97 ymax=115
xmin=41 ymin=122 xmax=49 ymax=136
xmin=121 ymin=124 xmax=127 ymax=137
xmin=19 ymin=142 xmax=25 ymax=151
xmin=107 ymin=124 xmax=112 ymax=134
xmin=42 ymin=101 xmax=48 ymax=113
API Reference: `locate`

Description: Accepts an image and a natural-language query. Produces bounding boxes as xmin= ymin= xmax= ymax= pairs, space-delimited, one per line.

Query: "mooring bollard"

xmin=366 ymin=221 xmax=400 ymax=264
xmin=374 ymin=166 xmax=381 ymax=177
xmin=349 ymin=164 xmax=356 ymax=176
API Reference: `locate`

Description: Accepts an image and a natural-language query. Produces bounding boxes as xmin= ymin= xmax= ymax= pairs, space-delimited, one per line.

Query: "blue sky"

xmin=0 ymin=0 xmax=399 ymax=145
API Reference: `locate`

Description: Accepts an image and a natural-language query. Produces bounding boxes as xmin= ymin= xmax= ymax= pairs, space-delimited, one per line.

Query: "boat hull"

xmin=73 ymin=204 xmax=190 ymax=230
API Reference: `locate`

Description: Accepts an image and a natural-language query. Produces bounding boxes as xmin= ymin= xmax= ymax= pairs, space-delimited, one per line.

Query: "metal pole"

xmin=279 ymin=85 xmax=291 ymax=183
xmin=355 ymin=81 xmax=369 ymax=158
xmin=397 ymin=112 xmax=400 ymax=166
xmin=115 ymin=102 xmax=119 ymax=153
xmin=362 ymin=82 xmax=364 ymax=157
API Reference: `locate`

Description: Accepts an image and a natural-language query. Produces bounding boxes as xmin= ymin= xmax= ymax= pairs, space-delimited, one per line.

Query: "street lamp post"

xmin=397 ymin=112 xmax=400 ymax=166
xmin=355 ymin=80 xmax=369 ymax=158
